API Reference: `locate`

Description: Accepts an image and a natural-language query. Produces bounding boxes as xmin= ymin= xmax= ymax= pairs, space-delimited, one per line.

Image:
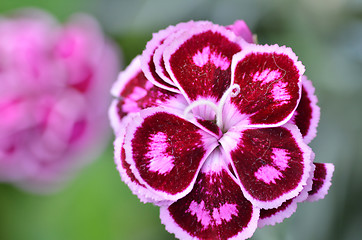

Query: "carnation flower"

xmin=0 ymin=9 xmax=120 ymax=192
xmin=110 ymin=20 xmax=333 ymax=239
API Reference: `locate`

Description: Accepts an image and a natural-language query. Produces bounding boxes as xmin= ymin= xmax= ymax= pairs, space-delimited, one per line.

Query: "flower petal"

xmin=114 ymin=114 xmax=172 ymax=205
xmin=258 ymin=161 xmax=315 ymax=227
xmin=258 ymin=199 xmax=297 ymax=228
xmin=109 ymin=56 xmax=187 ymax=133
xmin=195 ymin=118 xmax=223 ymax=139
xmin=289 ymin=76 xmax=320 ymax=144
xmin=230 ymin=44 xmax=305 ymax=128
xmin=123 ymin=107 xmax=218 ymax=201
xmin=226 ymin=20 xmax=254 ymax=44
xmin=163 ymin=22 xmax=244 ymax=104
xmin=152 ymin=21 xmax=199 ymax=87
xmin=220 ymin=123 xmax=312 ymax=209
xmin=141 ymin=23 xmax=197 ymax=93
xmin=111 ymin=56 xmax=144 ymax=98
xmin=160 ymin=148 xmax=259 ymax=240
xmin=307 ymin=162 xmax=334 ymax=202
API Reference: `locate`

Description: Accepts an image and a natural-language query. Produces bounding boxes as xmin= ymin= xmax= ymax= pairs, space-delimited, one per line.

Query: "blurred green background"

xmin=1 ymin=0 xmax=361 ymax=239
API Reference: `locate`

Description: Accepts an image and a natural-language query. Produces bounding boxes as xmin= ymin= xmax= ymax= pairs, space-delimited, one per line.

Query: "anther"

xmin=230 ymin=84 xmax=240 ymax=97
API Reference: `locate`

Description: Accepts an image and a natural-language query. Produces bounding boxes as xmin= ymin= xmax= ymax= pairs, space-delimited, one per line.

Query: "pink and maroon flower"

xmin=0 ymin=9 xmax=120 ymax=192
xmin=110 ymin=20 xmax=334 ymax=239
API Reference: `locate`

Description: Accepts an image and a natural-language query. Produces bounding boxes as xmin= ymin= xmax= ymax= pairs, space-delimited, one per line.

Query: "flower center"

xmin=183 ymin=84 xmax=240 ymax=132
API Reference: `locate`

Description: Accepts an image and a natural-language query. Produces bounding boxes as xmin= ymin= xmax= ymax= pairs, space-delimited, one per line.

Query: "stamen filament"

xmin=216 ymin=84 xmax=240 ymax=129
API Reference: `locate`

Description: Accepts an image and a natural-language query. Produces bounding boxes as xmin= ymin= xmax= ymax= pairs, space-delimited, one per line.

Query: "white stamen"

xmin=216 ymin=84 xmax=240 ymax=129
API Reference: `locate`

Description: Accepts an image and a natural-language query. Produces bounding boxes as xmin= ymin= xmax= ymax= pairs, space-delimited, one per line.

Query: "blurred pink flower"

xmin=0 ymin=9 xmax=120 ymax=192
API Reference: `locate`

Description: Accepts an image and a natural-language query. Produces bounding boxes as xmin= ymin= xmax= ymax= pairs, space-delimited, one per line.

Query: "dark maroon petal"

xmin=220 ymin=124 xmax=312 ymax=209
xmin=164 ymin=22 xmax=243 ymax=104
xmin=226 ymin=20 xmax=254 ymax=43
xmin=160 ymin=149 xmax=259 ymax=240
xmin=141 ymin=23 xmax=197 ymax=93
xmin=123 ymin=107 xmax=218 ymax=201
xmin=230 ymin=44 xmax=305 ymax=128
xmin=109 ymin=56 xmax=188 ymax=133
xmin=115 ymin=138 xmax=171 ymax=205
xmin=152 ymin=22 xmax=197 ymax=87
xmin=307 ymin=163 xmax=334 ymax=202
xmin=114 ymin=114 xmax=172 ymax=205
xmin=153 ymin=42 xmax=175 ymax=86
xmin=258 ymin=199 xmax=296 ymax=228
xmin=258 ymin=162 xmax=315 ymax=228
xmin=112 ymin=56 xmax=184 ymax=113
xmin=195 ymin=118 xmax=222 ymax=138
xmin=111 ymin=56 xmax=147 ymax=98
xmin=289 ymin=76 xmax=320 ymax=144
xmin=110 ymin=56 xmax=153 ymax=124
